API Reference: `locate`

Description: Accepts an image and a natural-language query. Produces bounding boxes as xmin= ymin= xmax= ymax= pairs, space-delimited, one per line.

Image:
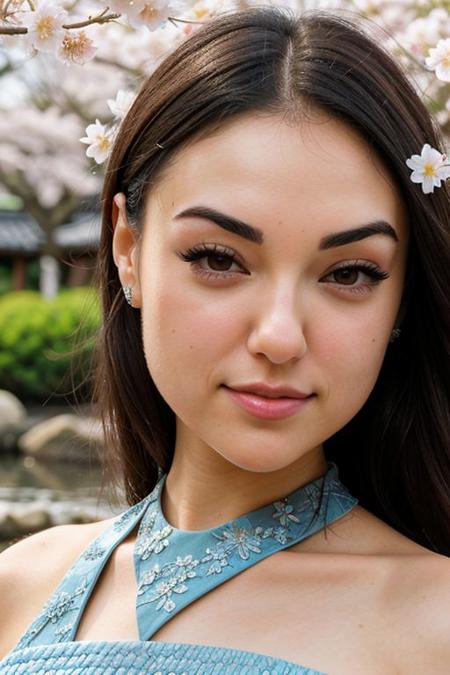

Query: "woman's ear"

xmin=111 ymin=192 xmax=142 ymax=308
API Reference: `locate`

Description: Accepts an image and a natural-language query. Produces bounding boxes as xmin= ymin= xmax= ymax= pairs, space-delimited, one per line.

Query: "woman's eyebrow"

xmin=174 ymin=206 xmax=398 ymax=248
xmin=319 ymin=222 xmax=398 ymax=249
xmin=174 ymin=206 xmax=264 ymax=243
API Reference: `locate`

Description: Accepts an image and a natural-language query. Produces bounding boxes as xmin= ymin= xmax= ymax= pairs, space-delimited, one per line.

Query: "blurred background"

xmin=0 ymin=0 xmax=449 ymax=553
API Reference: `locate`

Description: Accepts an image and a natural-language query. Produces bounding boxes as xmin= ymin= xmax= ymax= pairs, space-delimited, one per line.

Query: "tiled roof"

xmin=55 ymin=215 xmax=100 ymax=250
xmin=0 ymin=211 xmax=100 ymax=254
xmin=0 ymin=212 xmax=46 ymax=253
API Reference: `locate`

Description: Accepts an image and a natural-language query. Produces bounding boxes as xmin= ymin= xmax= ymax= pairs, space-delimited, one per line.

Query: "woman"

xmin=0 ymin=6 xmax=449 ymax=674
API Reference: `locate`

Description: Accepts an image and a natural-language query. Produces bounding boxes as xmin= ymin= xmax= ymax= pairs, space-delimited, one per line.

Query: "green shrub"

xmin=0 ymin=287 xmax=100 ymax=402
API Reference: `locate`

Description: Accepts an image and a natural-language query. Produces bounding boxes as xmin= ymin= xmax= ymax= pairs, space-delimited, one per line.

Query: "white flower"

xmin=21 ymin=0 xmax=68 ymax=53
xmin=79 ymin=119 xmax=112 ymax=164
xmin=107 ymin=89 xmax=136 ymax=119
xmin=126 ymin=0 xmax=180 ymax=31
xmin=425 ymin=38 xmax=450 ymax=82
xmin=400 ymin=10 xmax=449 ymax=59
xmin=107 ymin=0 xmax=136 ymax=15
xmin=57 ymin=30 xmax=97 ymax=65
xmin=405 ymin=143 xmax=450 ymax=194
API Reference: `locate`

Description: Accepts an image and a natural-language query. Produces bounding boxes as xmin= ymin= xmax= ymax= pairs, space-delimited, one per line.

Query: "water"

xmin=0 ymin=454 xmax=125 ymax=552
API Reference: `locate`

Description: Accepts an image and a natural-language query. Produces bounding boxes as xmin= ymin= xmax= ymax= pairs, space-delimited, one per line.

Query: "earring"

xmin=389 ymin=327 xmax=401 ymax=342
xmin=123 ymin=285 xmax=133 ymax=306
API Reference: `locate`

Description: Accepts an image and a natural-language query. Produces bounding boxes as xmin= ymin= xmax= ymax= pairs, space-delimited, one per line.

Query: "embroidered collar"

xmin=134 ymin=461 xmax=357 ymax=640
xmin=13 ymin=461 xmax=358 ymax=649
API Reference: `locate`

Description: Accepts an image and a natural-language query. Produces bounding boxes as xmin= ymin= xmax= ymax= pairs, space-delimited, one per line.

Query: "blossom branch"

xmin=0 ymin=9 xmax=121 ymax=34
xmin=63 ymin=9 xmax=120 ymax=31
xmin=0 ymin=25 xmax=27 ymax=34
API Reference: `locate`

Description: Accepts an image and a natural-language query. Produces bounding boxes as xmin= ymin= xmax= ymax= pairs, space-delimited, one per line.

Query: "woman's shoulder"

xmin=388 ymin=549 xmax=450 ymax=672
xmin=280 ymin=505 xmax=450 ymax=671
xmin=350 ymin=548 xmax=450 ymax=672
xmin=0 ymin=516 xmax=116 ymax=659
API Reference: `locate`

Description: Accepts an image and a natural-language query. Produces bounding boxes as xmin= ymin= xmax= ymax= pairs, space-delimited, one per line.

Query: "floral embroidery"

xmin=12 ymin=461 xmax=358 ymax=649
xmin=138 ymin=562 xmax=162 ymax=588
xmin=136 ymin=496 xmax=305 ymax=614
xmin=54 ymin=623 xmax=74 ymax=642
xmin=82 ymin=541 xmax=107 ymax=561
xmin=42 ymin=582 xmax=87 ymax=623
xmin=150 ymin=578 xmax=185 ymax=613
xmin=254 ymin=524 xmax=291 ymax=545
xmin=138 ymin=555 xmax=200 ymax=612
xmin=212 ymin=522 xmax=263 ymax=560
xmin=201 ymin=546 xmax=230 ymax=575
xmin=135 ymin=520 xmax=173 ymax=560
xmin=113 ymin=497 xmax=152 ymax=532
xmin=14 ymin=581 xmax=88 ymax=649
xmin=273 ymin=498 xmax=301 ymax=527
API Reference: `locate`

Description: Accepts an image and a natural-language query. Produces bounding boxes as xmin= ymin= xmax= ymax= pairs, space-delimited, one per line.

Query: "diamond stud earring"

xmin=389 ymin=327 xmax=401 ymax=342
xmin=123 ymin=285 xmax=133 ymax=306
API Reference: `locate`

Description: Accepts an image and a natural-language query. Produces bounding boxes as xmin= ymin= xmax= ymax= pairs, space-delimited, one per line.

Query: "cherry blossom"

xmin=400 ymin=9 xmax=450 ymax=59
xmin=107 ymin=0 xmax=181 ymax=31
xmin=406 ymin=143 xmax=450 ymax=194
xmin=0 ymin=105 xmax=99 ymax=208
xmin=20 ymin=0 xmax=68 ymax=54
xmin=57 ymin=29 xmax=97 ymax=65
xmin=107 ymin=89 xmax=136 ymax=119
xmin=425 ymin=37 xmax=450 ymax=83
xmin=79 ymin=118 xmax=113 ymax=164
xmin=127 ymin=0 xmax=181 ymax=31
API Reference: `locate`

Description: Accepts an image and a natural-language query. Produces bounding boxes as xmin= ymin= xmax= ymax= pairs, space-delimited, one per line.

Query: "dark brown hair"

xmin=92 ymin=6 xmax=450 ymax=554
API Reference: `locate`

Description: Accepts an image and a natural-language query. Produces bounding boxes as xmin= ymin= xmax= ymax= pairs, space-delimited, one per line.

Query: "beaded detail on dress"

xmin=0 ymin=461 xmax=358 ymax=674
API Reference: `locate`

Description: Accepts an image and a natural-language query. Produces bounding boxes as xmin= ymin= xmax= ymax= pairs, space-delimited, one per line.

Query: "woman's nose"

xmin=246 ymin=285 xmax=308 ymax=365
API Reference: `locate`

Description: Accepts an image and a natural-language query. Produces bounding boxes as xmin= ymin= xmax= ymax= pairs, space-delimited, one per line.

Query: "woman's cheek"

xmin=316 ymin=318 xmax=387 ymax=399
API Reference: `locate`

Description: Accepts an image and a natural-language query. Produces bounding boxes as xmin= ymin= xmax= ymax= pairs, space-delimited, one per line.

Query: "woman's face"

xmin=114 ymin=112 xmax=408 ymax=474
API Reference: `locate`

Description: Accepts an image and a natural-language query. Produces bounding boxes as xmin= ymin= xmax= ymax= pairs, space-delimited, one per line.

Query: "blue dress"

xmin=0 ymin=462 xmax=358 ymax=674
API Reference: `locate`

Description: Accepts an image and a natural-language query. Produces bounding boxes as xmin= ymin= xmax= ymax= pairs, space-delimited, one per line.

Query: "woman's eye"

xmin=322 ymin=262 xmax=390 ymax=294
xmin=177 ymin=246 xmax=389 ymax=294
xmin=177 ymin=244 xmax=245 ymax=279
xmin=204 ymin=252 xmax=236 ymax=272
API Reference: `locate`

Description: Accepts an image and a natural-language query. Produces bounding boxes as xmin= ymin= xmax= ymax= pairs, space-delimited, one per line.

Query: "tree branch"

xmin=0 ymin=10 xmax=121 ymax=34
xmin=63 ymin=10 xmax=121 ymax=30
xmin=0 ymin=25 xmax=27 ymax=34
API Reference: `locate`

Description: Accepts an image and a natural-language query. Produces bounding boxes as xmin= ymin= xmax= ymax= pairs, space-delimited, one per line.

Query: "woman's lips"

xmin=223 ymin=386 xmax=314 ymax=420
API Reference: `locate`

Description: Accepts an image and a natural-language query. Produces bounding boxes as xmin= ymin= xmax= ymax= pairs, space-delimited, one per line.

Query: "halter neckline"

xmin=133 ymin=461 xmax=357 ymax=639
xmin=12 ymin=461 xmax=358 ymax=650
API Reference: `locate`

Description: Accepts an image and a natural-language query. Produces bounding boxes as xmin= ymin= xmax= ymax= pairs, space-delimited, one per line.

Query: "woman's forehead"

xmin=145 ymin=113 xmax=409 ymax=245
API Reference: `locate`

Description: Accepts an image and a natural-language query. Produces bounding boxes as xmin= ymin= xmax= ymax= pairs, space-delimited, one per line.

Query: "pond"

xmin=0 ymin=454 xmax=125 ymax=552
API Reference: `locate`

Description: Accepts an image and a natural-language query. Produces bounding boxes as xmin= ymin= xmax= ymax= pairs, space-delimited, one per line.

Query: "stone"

xmin=17 ymin=413 xmax=103 ymax=463
xmin=0 ymin=390 xmax=27 ymax=434
xmin=10 ymin=508 xmax=53 ymax=535
xmin=0 ymin=512 xmax=19 ymax=541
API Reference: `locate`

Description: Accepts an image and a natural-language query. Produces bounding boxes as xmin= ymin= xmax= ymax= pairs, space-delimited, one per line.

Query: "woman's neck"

xmin=161 ymin=441 xmax=328 ymax=532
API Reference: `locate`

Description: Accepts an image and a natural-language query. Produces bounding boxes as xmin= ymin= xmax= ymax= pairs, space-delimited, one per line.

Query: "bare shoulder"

xmin=328 ymin=505 xmax=450 ymax=671
xmin=388 ymin=551 xmax=450 ymax=673
xmin=283 ymin=505 xmax=450 ymax=672
xmin=0 ymin=516 xmax=116 ymax=659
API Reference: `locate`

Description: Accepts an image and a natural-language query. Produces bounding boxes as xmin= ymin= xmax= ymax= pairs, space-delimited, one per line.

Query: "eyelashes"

xmin=176 ymin=243 xmax=390 ymax=294
xmin=177 ymin=243 xmax=245 ymax=276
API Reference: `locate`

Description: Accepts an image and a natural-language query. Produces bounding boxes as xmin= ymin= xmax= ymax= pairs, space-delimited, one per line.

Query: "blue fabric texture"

xmin=0 ymin=461 xmax=358 ymax=674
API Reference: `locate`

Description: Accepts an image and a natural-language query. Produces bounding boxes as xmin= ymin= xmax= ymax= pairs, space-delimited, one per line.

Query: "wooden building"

xmin=0 ymin=210 xmax=100 ymax=291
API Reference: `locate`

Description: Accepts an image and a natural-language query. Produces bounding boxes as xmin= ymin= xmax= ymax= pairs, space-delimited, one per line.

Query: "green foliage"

xmin=0 ymin=263 xmax=12 ymax=295
xmin=24 ymin=259 xmax=40 ymax=291
xmin=0 ymin=287 xmax=100 ymax=402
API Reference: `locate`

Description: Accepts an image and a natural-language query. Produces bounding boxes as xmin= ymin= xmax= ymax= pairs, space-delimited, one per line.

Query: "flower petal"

xmin=422 ymin=176 xmax=435 ymax=193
